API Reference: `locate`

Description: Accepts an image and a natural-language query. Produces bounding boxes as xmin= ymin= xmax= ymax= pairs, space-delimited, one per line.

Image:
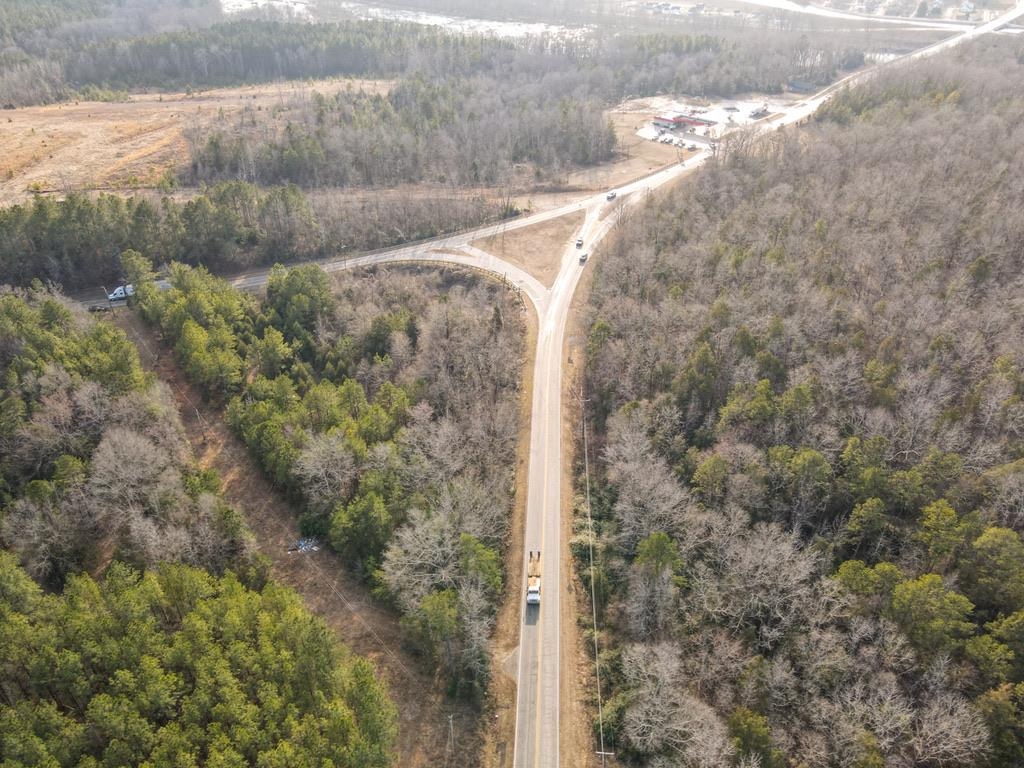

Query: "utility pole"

xmin=444 ymin=713 xmax=454 ymax=767
xmin=574 ymin=385 xmax=611 ymax=768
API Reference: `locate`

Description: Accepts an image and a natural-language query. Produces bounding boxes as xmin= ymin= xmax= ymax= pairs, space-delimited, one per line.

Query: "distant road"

xmin=733 ymin=0 xmax=974 ymax=27
xmin=511 ymin=6 xmax=1024 ymax=768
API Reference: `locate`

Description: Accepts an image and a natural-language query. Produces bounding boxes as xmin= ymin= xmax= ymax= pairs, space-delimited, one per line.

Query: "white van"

xmin=107 ymin=284 xmax=135 ymax=301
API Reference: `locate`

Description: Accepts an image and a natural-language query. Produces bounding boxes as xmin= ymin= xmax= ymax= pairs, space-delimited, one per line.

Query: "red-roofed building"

xmin=653 ymin=112 xmax=717 ymax=130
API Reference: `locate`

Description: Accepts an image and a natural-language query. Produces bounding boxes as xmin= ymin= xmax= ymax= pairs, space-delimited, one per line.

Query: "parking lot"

xmin=625 ymin=94 xmax=801 ymax=145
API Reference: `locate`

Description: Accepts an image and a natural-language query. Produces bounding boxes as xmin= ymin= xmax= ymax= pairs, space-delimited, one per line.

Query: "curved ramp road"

xmin=88 ymin=7 xmax=1024 ymax=765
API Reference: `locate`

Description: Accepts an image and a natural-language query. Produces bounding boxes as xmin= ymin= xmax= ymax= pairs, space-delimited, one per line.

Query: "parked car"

xmin=106 ymin=284 xmax=134 ymax=301
xmin=88 ymin=304 xmax=111 ymax=313
xmin=606 ymin=190 xmax=617 ymax=200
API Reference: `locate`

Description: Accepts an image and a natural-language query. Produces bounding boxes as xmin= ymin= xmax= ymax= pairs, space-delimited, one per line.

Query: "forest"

xmin=0 ymin=0 xmax=220 ymax=104
xmin=0 ymin=13 xmax=868 ymax=108
xmin=173 ymin=23 xmax=866 ymax=189
xmin=580 ymin=39 xmax=1024 ymax=766
xmin=187 ymin=73 xmax=616 ymax=188
xmin=0 ymin=285 xmax=251 ymax=587
xmin=0 ymin=284 xmax=396 ymax=765
xmin=134 ymin=259 xmax=525 ymax=696
xmin=0 ymin=556 xmax=395 ymax=767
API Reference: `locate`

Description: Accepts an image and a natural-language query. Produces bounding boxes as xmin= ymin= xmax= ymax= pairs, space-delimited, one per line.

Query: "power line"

xmin=578 ymin=386 xmax=609 ymax=767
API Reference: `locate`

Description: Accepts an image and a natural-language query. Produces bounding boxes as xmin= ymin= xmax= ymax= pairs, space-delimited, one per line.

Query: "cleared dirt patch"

xmin=113 ymin=308 xmax=476 ymax=768
xmin=472 ymin=210 xmax=586 ymax=288
xmin=0 ymin=78 xmax=391 ymax=205
xmin=560 ymin=108 xmax=687 ymax=194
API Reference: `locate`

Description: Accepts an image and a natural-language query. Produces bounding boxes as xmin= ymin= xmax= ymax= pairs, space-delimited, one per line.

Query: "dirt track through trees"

xmin=114 ymin=309 xmax=479 ymax=767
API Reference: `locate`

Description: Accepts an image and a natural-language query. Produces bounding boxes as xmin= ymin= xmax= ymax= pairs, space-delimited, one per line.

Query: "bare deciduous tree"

xmin=620 ymin=643 xmax=735 ymax=765
xmin=911 ymin=693 xmax=989 ymax=767
xmin=293 ymin=432 xmax=358 ymax=515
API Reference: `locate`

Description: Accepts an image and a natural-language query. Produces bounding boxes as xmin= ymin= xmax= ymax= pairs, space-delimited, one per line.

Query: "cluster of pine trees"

xmin=0 ymin=556 xmax=396 ymax=767
xmin=0 ymin=182 xmax=503 ymax=291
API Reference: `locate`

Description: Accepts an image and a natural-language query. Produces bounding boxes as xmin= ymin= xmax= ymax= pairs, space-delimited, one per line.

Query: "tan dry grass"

xmin=472 ymin=210 xmax=586 ymax=288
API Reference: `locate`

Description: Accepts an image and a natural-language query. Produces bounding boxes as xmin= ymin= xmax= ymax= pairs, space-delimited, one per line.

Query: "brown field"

xmin=566 ymin=108 xmax=685 ymax=190
xmin=472 ymin=210 xmax=586 ymax=287
xmin=0 ymin=78 xmax=392 ymax=206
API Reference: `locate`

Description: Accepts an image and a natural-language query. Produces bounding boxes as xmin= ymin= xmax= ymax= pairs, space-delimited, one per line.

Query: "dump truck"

xmin=527 ymin=551 xmax=541 ymax=605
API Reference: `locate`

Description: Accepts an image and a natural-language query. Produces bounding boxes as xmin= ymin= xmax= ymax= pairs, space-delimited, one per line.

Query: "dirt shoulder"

xmin=113 ymin=308 xmax=475 ymax=767
xmin=471 ymin=210 xmax=586 ymax=288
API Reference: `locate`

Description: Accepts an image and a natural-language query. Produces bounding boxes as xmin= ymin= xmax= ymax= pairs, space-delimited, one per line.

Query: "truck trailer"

xmin=527 ymin=551 xmax=541 ymax=605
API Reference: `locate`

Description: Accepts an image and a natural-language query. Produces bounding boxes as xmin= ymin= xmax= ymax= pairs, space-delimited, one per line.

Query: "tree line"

xmin=578 ymin=39 xmax=1024 ymax=767
xmin=187 ymin=74 xmax=617 ymax=188
xmin=1 ymin=15 xmax=870 ymax=107
xmin=135 ymin=260 xmax=525 ymax=696
xmin=0 ymin=0 xmax=221 ymax=105
xmin=0 ymin=183 xmax=315 ymax=289
xmin=0 ymin=182 xmax=503 ymax=290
